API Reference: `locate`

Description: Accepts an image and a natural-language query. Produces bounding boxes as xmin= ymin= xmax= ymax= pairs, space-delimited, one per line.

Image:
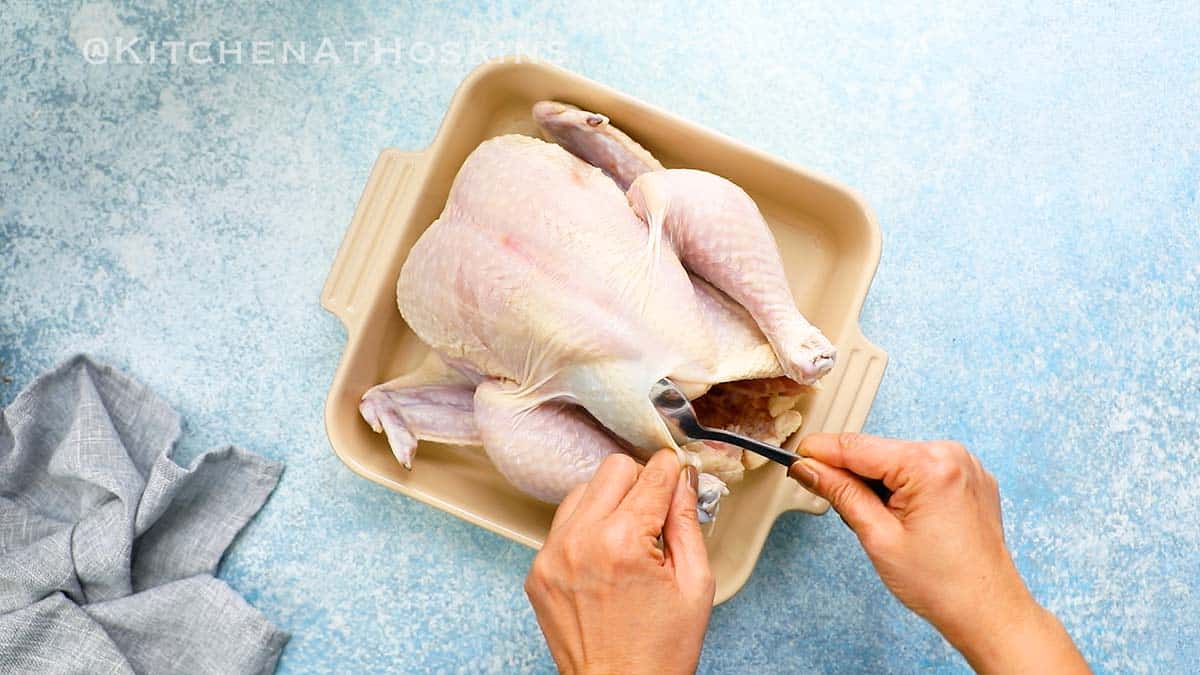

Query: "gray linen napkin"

xmin=0 ymin=355 xmax=287 ymax=674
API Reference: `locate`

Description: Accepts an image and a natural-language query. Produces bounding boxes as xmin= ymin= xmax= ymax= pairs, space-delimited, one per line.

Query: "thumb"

xmin=789 ymin=458 xmax=898 ymax=541
xmin=663 ymin=466 xmax=711 ymax=592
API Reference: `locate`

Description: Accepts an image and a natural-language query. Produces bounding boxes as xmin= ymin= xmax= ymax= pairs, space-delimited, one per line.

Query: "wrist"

xmin=946 ymin=591 xmax=1041 ymax=666
xmin=931 ymin=564 xmax=1037 ymax=647
xmin=947 ymin=597 xmax=1087 ymax=674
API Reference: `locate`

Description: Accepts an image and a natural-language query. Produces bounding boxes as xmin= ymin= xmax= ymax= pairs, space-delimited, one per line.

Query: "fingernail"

xmin=797 ymin=438 xmax=812 ymax=457
xmin=684 ymin=465 xmax=699 ymax=493
xmin=790 ymin=460 xmax=819 ymax=491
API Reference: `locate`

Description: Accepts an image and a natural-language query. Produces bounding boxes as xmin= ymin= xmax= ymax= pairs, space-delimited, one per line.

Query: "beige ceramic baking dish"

xmin=321 ymin=58 xmax=887 ymax=604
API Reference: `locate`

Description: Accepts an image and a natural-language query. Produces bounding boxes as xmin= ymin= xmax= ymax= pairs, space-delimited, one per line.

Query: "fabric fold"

xmin=0 ymin=355 xmax=287 ymax=674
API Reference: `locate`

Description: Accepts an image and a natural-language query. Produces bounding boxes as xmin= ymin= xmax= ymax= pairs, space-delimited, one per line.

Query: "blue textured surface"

xmin=2 ymin=2 xmax=1197 ymax=673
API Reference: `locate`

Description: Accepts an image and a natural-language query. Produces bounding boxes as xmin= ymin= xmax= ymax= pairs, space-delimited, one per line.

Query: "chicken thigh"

xmin=360 ymin=102 xmax=835 ymax=518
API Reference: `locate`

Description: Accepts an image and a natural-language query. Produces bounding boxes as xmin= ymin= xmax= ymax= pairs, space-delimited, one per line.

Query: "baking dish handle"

xmin=321 ymin=149 xmax=427 ymax=331
xmin=786 ymin=325 xmax=888 ymax=513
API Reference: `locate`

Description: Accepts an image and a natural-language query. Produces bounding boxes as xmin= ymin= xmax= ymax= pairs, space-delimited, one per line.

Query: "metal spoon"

xmin=649 ymin=378 xmax=801 ymax=467
xmin=650 ymin=377 xmax=892 ymax=501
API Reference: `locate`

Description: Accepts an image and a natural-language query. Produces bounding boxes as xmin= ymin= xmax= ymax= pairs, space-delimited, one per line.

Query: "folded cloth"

xmin=0 ymin=355 xmax=287 ymax=674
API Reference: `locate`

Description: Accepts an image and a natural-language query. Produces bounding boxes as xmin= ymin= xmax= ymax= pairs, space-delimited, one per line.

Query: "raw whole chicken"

xmin=359 ymin=101 xmax=836 ymax=518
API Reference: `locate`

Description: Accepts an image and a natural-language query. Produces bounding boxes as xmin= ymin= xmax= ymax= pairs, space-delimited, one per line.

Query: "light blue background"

xmin=2 ymin=2 xmax=1197 ymax=672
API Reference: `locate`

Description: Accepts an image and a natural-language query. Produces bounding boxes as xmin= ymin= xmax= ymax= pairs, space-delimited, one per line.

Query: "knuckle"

xmin=561 ymin=541 xmax=588 ymax=571
xmin=923 ymin=442 xmax=953 ymax=462
xmin=836 ymin=432 xmax=867 ymax=454
xmin=600 ymin=524 xmax=633 ymax=557
xmin=917 ymin=442 xmax=972 ymax=483
xmin=673 ymin=502 xmax=700 ymax=525
xmin=925 ymin=456 xmax=965 ymax=484
xmin=913 ymin=443 xmax=936 ymax=463
xmin=526 ymin=557 xmax=544 ymax=581
xmin=526 ymin=556 xmax=555 ymax=589
xmin=635 ymin=513 xmax=664 ymax=536
xmin=523 ymin=570 xmax=546 ymax=598
xmin=826 ymin=478 xmax=858 ymax=510
xmin=934 ymin=440 xmax=968 ymax=460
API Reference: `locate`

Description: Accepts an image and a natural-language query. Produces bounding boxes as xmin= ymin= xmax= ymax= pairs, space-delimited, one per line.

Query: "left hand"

xmin=524 ymin=450 xmax=714 ymax=675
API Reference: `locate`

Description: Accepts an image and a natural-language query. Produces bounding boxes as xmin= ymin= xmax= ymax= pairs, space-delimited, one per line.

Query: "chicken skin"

xmin=359 ymin=102 xmax=835 ymax=519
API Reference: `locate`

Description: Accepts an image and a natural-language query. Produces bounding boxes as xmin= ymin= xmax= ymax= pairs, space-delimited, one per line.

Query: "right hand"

xmin=791 ymin=433 xmax=1088 ymax=673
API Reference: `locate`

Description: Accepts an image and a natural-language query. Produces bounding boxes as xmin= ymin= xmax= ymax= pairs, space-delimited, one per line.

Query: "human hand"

xmin=524 ymin=450 xmax=714 ymax=675
xmin=790 ymin=434 xmax=1088 ymax=674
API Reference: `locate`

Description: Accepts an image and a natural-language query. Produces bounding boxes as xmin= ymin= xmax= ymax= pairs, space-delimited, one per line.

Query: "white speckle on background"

xmin=109 ymin=233 xmax=159 ymax=280
xmin=157 ymin=89 xmax=193 ymax=133
xmin=68 ymin=2 xmax=134 ymax=52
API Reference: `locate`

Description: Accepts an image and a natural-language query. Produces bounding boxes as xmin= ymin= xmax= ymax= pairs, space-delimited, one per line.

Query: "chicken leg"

xmin=628 ymin=170 xmax=837 ymax=384
xmin=534 ymin=102 xmax=837 ymax=384
xmin=532 ymin=101 xmax=663 ymax=190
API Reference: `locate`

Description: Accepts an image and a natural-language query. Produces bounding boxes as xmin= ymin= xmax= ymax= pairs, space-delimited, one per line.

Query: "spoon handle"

xmin=689 ymin=426 xmax=801 ymax=467
xmin=695 ymin=426 xmax=894 ymax=503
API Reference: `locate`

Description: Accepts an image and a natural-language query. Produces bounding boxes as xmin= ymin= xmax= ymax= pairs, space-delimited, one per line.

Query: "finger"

xmin=664 ymin=465 xmax=710 ymax=589
xmin=617 ymin=449 xmax=680 ymax=533
xmin=789 ymin=458 xmax=900 ymax=543
xmin=967 ymin=451 xmax=987 ymax=481
xmin=798 ymin=433 xmax=916 ymax=485
xmin=572 ymin=452 xmax=641 ymax=521
xmin=549 ymin=483 xmax=586 ymax=533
